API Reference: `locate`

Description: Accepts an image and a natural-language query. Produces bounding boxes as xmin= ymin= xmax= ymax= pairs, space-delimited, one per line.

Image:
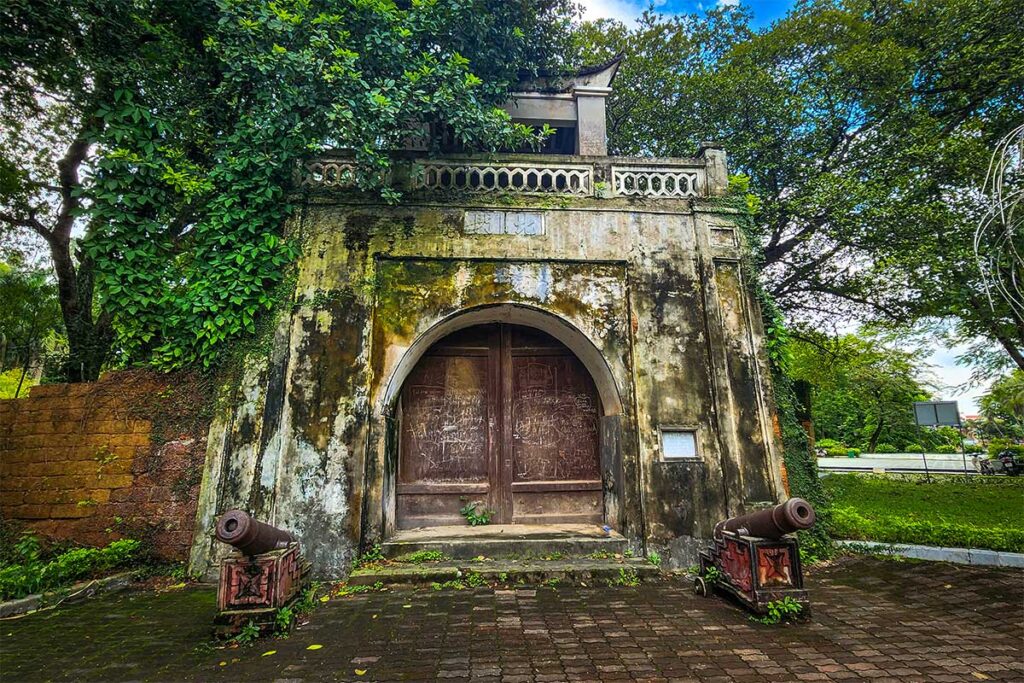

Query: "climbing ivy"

xmin=722 ymin=175 xmax=832 ymax=560
xmin=82 ymin=0 xmax=573 ymax=370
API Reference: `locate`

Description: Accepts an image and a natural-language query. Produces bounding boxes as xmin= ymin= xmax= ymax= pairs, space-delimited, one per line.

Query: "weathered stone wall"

xmin=190 ymin=182 xmax=786 ymax=576
xmin=0 ymin=370 xmax=211 ymax=560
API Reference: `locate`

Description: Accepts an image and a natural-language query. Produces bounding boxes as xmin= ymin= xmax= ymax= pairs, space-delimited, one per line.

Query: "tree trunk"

xmin=15 ymin=355 xmax=29 ymax=398
xmin=868 ymin=414 xmax=885 ymax=453
xmin=57 ymin=246 xmax=113 ymax=382
xmin=42 ymin=129 xmax=113 ymax=383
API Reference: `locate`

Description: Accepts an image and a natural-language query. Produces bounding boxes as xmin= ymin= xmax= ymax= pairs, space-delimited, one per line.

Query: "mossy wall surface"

xmin=190 ymin=195 xmax=785 ymax=576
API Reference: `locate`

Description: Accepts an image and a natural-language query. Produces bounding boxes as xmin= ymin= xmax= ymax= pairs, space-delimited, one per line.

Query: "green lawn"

xmin=823 ymin=473 xmax=1024 ymax=552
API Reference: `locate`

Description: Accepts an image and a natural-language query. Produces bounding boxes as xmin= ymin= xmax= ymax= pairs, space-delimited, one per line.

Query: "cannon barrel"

xmin=713 ymin=498 xmax=816 ymax=540
xmin=215 ymin=510 xmax=294 ymax=556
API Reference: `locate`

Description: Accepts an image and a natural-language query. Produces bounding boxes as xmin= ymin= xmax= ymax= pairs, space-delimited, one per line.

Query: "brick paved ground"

xmin=1 ymin=556 xmax=1021 ymax=682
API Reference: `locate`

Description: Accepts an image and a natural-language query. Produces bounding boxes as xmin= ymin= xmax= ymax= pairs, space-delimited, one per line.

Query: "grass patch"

xmin=0 ymin=534 xmax=141 ymax=600
xmin=393 ymin=550 xmax=447 ymax=564
xmin=823 ymin=473 xmax=1024 ymax=552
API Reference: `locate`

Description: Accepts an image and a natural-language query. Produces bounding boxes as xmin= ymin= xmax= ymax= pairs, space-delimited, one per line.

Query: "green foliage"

xmin=987 ymin=440 xmax=1024 ymax=459
xmin=459 ymin=501 xmax=494 ymax=527
xmin=815 ymin=438 xmax=843 ymax=450
xmin=431 ymin=579 xmax=468 ymax=591
xmin=334 ymin=581 xmax=384 ymax=597
xmin=824 ymin=473 xmax=1024 ymax=552
xmin=874 ymin=443 xmax=898 ymax=454
xmin=790 ymin=332 xmax=933 ymax=453
xmin=772 ymin=367 xmax=833 ymax=560
xmin=273 ymin=606 xmax=294 ymax=635
xmin=978 ymin=371 xmax=1024 ymax=439
xmin=646 ymin=551 xmax=662 ymax=567
xmin=3 ymin=0 xmax=576 ymax=375
xmin=82 ymin=0 xmax=576 ymax=371
xmin=572 ymin=0 xmax=1024 ymax=375
xmin=292 ymin=581 xmax=322 ymax=614
xmin=352 ymin=544 xmax=385 ymax=569
xmin=935 ymin=444 xmax=957 ymax=454
xmin=0 ymin=536 xmax=141 ymax=600
xmin=233 ymin=620 xmax=261 ymax=645
xmin=609 ymin=568 xmax=640 ymax=587
xmin=752 ymin=597 xmax=803 ymax=625
xmin=905 ymin=444 xmax=925 ymax=454
xmin=464 ymin=572 xmax=486 ymax=588
xmin=0 ymin=265 xmax=64 ymax=395
xmin=394 ymin=550 xmax=447 ymax=564
xmin=700 ymin=565 xmax=723 ymax=584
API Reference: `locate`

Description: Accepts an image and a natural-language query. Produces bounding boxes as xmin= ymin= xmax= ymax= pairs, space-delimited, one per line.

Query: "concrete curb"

xmin=837 ymin=540 xmax=1024 ymax=568
xmin=0 ymin=571 xmax=134 ymax=619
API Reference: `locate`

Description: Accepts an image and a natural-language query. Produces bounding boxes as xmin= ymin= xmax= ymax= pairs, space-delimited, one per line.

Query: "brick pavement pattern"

xmin=1 ymin=556 xmax=1021 ymax=682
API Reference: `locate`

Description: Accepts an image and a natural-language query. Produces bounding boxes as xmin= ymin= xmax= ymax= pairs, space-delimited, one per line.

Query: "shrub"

xmin=815 ymin=438 xmax=843 ymax=449
xmin=935 ymin=444 xmax=957 ymax=454
xmin=965 ymin=443 xmax=984 ymax=454
xmin=0 ymin=537 xmax=141 ymax=600
xmin=988 ymin=439 xmax=1024 ymax=459
xmin=830 ymin=506 xmax=1024 ymax=553
xmin=826 ymin=446 xmax=849 ymax=457
xmin=905 ymin=443 xmax=925 ymax=453
xmin=874 ymin=443 xmax=898 ymax=453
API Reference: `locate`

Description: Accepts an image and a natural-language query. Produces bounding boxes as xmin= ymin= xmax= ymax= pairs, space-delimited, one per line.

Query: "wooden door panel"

xmin=509 ymin=353 xmax=601 ymax=523
xmin=400 ymin=355 xmax=490 ymax=484
xmin=397 ymin=324 xmax=602 ymax=529
xmin=398 ymin=353 xmax=492 ymax=528
xmin=512 ymin=490 xmax=603 ymax=525
xmin=510 ymin=355 xmax=600 ymax=482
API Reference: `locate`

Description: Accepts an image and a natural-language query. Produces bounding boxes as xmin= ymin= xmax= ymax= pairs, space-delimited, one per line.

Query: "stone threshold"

xmin=382 ymin=523 xmax=628 ymax=560
xmin=350 ymin=557 xmax=659 ymax=587
xmin=0 ymin=571 xmax=135 ymax=618
xmin=837 ymin=540 xmax=1024 ymax=568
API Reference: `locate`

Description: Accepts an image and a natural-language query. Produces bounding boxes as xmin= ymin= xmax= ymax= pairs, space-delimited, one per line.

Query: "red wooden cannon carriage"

xmin=212 ymin=510 xmax=311 ymax=638
xmin=696 ymin=498 xmax=817 ymax=616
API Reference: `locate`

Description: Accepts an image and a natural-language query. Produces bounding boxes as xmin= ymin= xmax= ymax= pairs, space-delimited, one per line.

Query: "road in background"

xmin=817 ymin=452 xmax=979 ymax=475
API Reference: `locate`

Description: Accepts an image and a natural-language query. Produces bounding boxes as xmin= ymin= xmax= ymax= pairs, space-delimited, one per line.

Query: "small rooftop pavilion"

xmin=299 ymin=57 xmax=728 ymax=200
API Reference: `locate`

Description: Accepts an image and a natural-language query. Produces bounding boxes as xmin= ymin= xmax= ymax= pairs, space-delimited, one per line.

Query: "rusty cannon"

xmin=215 ymin=509 xmax=295 ymax=556
xmin=713 ymin=497 xmax=816 ymax=540
xmin=697 ymin=498 xmax=818 ymax=618
xmin=212 ymin=510 xmax=309 ymax=639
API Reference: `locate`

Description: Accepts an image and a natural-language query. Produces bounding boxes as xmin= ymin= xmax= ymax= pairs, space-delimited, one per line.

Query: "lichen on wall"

xmin=190 ymin=195 xmax=787 ymax=576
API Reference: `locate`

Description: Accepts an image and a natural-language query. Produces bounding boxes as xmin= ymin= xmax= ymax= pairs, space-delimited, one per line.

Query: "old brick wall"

xmin=0 ymin=370 xmax=212 ymax=560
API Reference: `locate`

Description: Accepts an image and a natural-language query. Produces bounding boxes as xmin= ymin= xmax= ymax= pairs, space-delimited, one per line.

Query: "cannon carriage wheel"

xmin=693 ymin=576 xmax=708 ymax=597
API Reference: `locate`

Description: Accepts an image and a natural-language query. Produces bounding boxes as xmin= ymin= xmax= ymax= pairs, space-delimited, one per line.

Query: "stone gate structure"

xmin=189 ymin=59 xmax=786 ymax=576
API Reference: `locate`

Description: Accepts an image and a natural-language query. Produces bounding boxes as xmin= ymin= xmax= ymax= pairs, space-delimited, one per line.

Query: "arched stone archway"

xmin=378 ymin=303 xmax=623 ymax=418
xmin=373 ymin=304 xmax=626 ymax=536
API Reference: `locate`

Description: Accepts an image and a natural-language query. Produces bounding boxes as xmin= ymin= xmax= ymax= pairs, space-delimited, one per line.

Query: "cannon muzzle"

xmin=713 ymin=498 xmax=816 ymax=540
xmin=215 ymin=510 xmax=295 ymax=556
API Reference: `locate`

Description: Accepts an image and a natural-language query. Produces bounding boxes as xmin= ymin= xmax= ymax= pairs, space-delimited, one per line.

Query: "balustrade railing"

xmin=298 ymin=156 xmax=711 ymax=199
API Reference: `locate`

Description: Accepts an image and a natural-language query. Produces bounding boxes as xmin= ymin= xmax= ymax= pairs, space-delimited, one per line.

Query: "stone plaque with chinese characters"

xmin=464 ymin=210 xmax=544 ymax=236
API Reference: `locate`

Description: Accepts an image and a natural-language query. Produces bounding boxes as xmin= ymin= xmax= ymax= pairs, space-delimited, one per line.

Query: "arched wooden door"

xmin=397 ymin=324 xmax=602 ymax=529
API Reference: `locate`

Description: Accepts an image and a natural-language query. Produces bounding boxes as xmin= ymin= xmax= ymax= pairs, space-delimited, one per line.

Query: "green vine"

xmin=715 ymin=175 xmax=832 ymax=560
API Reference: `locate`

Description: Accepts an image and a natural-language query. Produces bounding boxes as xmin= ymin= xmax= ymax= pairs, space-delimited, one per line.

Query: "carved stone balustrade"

xmin=297 ymin=149 xmax=727 ymax=200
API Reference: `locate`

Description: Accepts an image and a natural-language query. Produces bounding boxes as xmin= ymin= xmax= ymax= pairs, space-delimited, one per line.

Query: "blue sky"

xmin=577 ymin=0 xmax=995 ymax=414
xmin=579 ymin=0 xmax=796 ymax=29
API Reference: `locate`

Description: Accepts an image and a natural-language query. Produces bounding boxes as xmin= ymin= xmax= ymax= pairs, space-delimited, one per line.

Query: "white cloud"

xmin=576 ymin=0 xmax=649 ymax=23
xmin=718 ymin=0 xmax=740 ymax=7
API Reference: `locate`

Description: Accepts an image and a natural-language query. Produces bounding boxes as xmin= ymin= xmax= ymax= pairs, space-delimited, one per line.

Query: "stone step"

xmin=349 ymin=558 xmax=660 ymax=588
xmin=381 ymin=523 xmax=627 ymax=560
